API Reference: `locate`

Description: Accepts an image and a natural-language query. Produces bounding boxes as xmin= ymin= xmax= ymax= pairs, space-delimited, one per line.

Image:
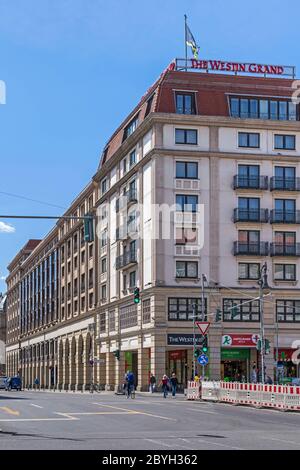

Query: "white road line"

xmin=180 ymin=437 xmax=244 ymax=450
xmin=145 ymin=439 xmax=195 ymax=450
xmin=92 ymin=402 xmax=177 ymax=421
xmin=30 ymin=404 xmax=43 ymax=409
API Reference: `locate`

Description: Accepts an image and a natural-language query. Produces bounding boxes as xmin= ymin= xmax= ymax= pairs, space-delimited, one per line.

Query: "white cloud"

xmin=0 ymin=221 xmax=15 ymax=233
xmin=0 ymin=276 xmax=5 ymax=281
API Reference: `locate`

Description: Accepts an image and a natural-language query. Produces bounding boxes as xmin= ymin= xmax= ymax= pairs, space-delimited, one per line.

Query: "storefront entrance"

xmin=221 ymin=349 xmax=250 ymax=382
xmin=167 ymin=350 xmax=187 ymax=390
xmin=124 ymin=351 xmax=138 ymax=386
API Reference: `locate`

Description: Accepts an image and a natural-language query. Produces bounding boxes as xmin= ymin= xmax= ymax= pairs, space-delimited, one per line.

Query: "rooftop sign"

xmin=173 ymin=58 xmax=296 ymax=79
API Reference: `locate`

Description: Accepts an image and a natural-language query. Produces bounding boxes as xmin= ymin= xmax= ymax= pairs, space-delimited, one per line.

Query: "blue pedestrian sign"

xmin=198 ymin=354 xmax=209 ymax=365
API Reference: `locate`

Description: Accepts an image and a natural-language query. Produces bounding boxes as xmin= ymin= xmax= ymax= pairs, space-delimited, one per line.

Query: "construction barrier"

xmin=199 ymin=381 xmax=300 ymax=411
xmin=187 ymin=381 xmax=200 ymax=400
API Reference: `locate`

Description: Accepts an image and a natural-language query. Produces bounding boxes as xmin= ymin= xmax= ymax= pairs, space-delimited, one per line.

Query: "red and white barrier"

xmin=187 ymin=381 xmax=200 ymax=400
xmin=200 ymin=381 xmax=300 ymax=411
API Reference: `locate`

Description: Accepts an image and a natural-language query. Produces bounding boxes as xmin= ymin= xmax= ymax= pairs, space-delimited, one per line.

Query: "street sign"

xmin=195 ymin=321 xmax=210 ymax=336
xmin=198 ymin=354 xmax=209 ymax=365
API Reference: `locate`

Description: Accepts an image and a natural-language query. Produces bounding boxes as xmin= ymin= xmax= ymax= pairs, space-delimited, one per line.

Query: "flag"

xmin=186 ymin=24 xmax=199 ymax=59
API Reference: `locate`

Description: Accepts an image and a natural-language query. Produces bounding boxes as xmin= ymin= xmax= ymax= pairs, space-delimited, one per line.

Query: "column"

xmin=137 ymin=337 xmax=150 ymax=391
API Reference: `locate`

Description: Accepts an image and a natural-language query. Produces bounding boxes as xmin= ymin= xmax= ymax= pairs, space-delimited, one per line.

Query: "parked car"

xmin=5 ymin=376 xmax=22 ymax=391
xmin=0 ymin=376 xmax=8 ymax=390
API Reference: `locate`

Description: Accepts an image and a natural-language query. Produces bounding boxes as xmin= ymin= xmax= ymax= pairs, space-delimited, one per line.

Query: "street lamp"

xmin=258 ymin=262 xmax=269 ymax=385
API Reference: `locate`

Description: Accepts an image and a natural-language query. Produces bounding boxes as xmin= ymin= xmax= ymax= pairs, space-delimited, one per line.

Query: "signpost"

xmin=195 ymin=321 xmax=210 ymax=336
xmin=198 ymin=354 xmax=209 ymax=366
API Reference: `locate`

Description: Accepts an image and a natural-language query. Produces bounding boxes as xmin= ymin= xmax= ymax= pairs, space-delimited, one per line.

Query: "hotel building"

xmin=5 ymin=59 xmax=300 ymax=389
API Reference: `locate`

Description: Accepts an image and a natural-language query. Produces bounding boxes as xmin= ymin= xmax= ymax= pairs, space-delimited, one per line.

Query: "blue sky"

xmin=0 ymin=0 xmax=299 ymax=291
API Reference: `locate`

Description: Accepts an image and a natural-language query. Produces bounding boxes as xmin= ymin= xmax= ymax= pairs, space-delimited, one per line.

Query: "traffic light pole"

xmin=192 ymin=303 xmax=196 ymax=379
xmin=201 ymin=274 xmax=206 ymax=378
xmin=258 ymin=263 xmax=268 ymax=385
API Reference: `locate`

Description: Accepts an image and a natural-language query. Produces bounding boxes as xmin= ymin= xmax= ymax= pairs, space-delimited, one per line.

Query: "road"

xmin=0 ymin=390 xmax=300 ymax=450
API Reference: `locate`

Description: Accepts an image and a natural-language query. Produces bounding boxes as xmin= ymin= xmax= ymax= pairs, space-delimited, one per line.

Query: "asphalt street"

xmin=0 ymin=390 xmax=300 ymax=450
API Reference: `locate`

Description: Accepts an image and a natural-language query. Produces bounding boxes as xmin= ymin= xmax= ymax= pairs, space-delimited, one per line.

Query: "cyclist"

xmin=125 ymin=370 xmax=135 ymax=398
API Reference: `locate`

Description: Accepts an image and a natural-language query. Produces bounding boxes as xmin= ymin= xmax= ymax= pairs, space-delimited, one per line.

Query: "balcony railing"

xmin=233 ymin=175 xmax=268 ymax=190
xmin=270 ymin=210 xmax=300 ymax=224
xmin=233 ymin=242 xmax=269 ymax=256
xmin=116 ymin=221 xmax=137 ymax=240
xmin=270 ymin=243 xmax=300 ymax=256
xmin=233 ymin=208 xmax=269 ymax=223
xmin=116 ymin=250 xmax=137 ymax=270
xmin=116 ymin=188 xmax=138 ymax=212
xmin=270 ymin=177 xmax=300 ymax=192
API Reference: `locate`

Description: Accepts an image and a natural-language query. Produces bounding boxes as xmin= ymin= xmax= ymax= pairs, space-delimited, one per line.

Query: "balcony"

xmin=116 ymin=221 xmax=138 ymax=241
xmin=270 ymin=177 xmax=300 ymax=192
xmin=233 ymin=242 xmax=269 ymax=256
xmin=116 ymin=188 xmax=138 ymax=212
xmin=270 ymin=243 xmax=300 ymax=256
xmin=116 ymin=250 xmax=137 ymax=270
xmin=270 ymin=210 xmax=300 ymax=224
xmin=233 ymin=208 xmax=269 ymax=223
xmin=233 ymin=175 xmax=268 ymax=190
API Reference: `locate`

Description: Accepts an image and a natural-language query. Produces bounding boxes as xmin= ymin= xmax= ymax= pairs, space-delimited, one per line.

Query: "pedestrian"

xmin=160 ymin=374 xmax=169 ymax=398
xmin=251 ymin=365 xmax=257 ymax=384
xmin=149 ymin=373 xmax=156 ymax=393
xmin=170 ymin=372 xmax=178 ymax=398
xmin=34 ymin=377 xmax=39 ymax=390
xmin=125 ymin=370 xmax=135 ymax=398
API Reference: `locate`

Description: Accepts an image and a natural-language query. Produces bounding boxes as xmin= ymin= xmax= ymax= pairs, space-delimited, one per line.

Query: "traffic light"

xmin=231 ymin=303 xmax=239 ymax=320
xmin=202 ymin=336 xmax=208 ymax=353
xmin=256 ymin=339 xmax=262 ymax=351
xmin=194 ymin=348 xmax=200 ymax=358
xmin=215 ymin=309 xmax=222 ymax=322
xmin=113 ymin=349 xmax=120 ymax=361
xmin=133 ymin=287 xmax=140 ymax=304
xmin=264 ymin=339 xmax=270 ymax=354
xmin=84 ymin=214 xmax=94 ymax=242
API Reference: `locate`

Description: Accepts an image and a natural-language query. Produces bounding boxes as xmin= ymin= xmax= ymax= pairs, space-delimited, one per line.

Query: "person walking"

xmin=251 ymin=365 xmax=257 ymax=384
xmin=170 ymin=372 xmax=178 ymax=398
xmin=34 ymin=377 xmax=40 ymax=390
xmin=160 ymin=374 xmax=169 ymax=398
xmin=149 ymin=373 xmax=156 ymax=393
xmin=125 ymin=370 xmax=135 ymax=398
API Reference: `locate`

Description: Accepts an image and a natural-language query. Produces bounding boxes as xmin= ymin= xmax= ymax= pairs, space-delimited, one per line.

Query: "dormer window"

xmin=123 ymin=115 xmax=139 ymax=141
xmin=175 ymin=92 xmax=196 ymax=115
xmin=230 ymin=97 xmax=297 ymax=121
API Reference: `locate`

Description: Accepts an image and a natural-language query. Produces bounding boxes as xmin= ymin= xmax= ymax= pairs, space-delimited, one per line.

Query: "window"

xmin=176 ymin=161 xmax=198 ymax=179
xmin=274 ymin=134 xmax=296 ymax=150
xmin=176 ymin=194 xmax=198 ymax=212
xmin=238 ymin=197 xmax=260 ymax=221
xmin=101 ymin=258 xmax=107 ymax=274
xmin=123 ymin=115 xmax=138 ymax=141
xmin=274 ymin=199 xmax=296 ymax=222
xmin=176 ymin=261 xmax=198 ymax=278
xmin=168 ymin=297 xmax=207 ymax=321
xmin=230 ymin=97 xmax=297 ymax=121
xmin=101 ymin=284 xmax=107 ymax=300
xmin=273 ymin=231 xmax=296 ymax=256
xmin=175 ymin=226 xmax=197 ymax=245
xmin=142 ymin=299 xmax=151 ymax=324
xmin=129 ymin=149 xmax=136 ymax=167
xmin=274 ymin=264 xmax=296 ymax=281
xmin=101 ymin=178 xmax=107 ymax=194
xmin=101 ymin=230 xmax=107 ymax=247
xmin=99 ymin=312 xmax=106 ymax=333
xmin=120 ymin=304 xmax=138 ymax=329
xmin=175 ymin=92 xmax=196 ymax=115
xmin=223 ymin=299 xmax=260 ymax=322
xmin=145 ymin=95 xmax=154 ymax=117
xmin=89 ymin=292 xmax=93 ymax=308
xmin=276 ymin=300 xmax=300 ymax=322
xmin=109 ymin=310 xmax=115 ymax=332
xmin=274 ymin=167 xmax=296 ymax=190
xmin=238 ymin=230 xmax=260 ymax=253
xmin=89 ymin=268 xmax=93 ymax=288
xmin=238 ymin=263 xmax=260 ymax=280
xmin=81 ymin=296 xmax=85 ymax=311
xmin=237 ymin=165 xmax=260 ymax=188
xmin=129 ymin=271 xmax=136 ymax=288
xmin=238 ymin=132 xmax=260 ymax=148
xmin=175 ymin=128 xmax=198 ymax=145
xmin=81 ymin=250 xmax=85 ymax=263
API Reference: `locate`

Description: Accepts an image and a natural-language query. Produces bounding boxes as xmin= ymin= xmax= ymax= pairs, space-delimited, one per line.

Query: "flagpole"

xmin=184 ymin=14 xmax=188 ymax=71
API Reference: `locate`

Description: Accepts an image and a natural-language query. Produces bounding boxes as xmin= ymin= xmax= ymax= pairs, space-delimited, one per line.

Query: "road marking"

xmin=145 ymin=439 xmax=194 ymax=450
xmin=0 ymin=417 xmax=76 ymax=422
xmin=92 ymin=402 xmax=177 ymax=421
xmin=262 ymin=436 xmax=300 ymax=447
xmin=67 ymin=412 xmax=135 ymax=416
xmin=0 ymin=407 xmax=20 ymax=416
xmin=30 ymin=404 xmax=43 ymax=409
xmin=180 ymin=437 xmax=244 ymax=450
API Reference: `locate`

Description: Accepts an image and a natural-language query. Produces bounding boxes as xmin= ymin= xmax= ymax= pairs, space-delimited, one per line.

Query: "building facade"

xmin=6 ymin=60 xmax=300 ymax=390
xmin=0 ymin=294 xmax=6 ymax=375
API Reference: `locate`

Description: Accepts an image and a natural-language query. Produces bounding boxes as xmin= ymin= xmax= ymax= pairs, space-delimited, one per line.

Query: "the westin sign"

xmin=173 ymin=59 xmax=296 ymax=78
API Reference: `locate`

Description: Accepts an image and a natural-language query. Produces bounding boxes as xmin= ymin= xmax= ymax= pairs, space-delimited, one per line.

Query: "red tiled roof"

xmin=23 ymin=239 xmax=42 ymax=252
xmin=99 ymin=66 xmax=295 ymax=168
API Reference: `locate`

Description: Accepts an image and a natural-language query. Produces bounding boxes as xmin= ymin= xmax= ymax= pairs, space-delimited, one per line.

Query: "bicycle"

xmin=126 ymin=383 xmax=135 ymax=399
xmin=89 ymin=382 xmax=101 ymax=393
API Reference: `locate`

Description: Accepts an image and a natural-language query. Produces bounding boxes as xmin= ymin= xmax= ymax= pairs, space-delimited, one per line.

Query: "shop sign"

xmin=221 ymin=348 xmax=250 ymax=360
xmin=222 ymin=334 xmax=260 ymax=348
xmin=169 ymin=350 xmax=185 ymax=360
xmin=167 ymin=334 xmax=202 ymax=346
